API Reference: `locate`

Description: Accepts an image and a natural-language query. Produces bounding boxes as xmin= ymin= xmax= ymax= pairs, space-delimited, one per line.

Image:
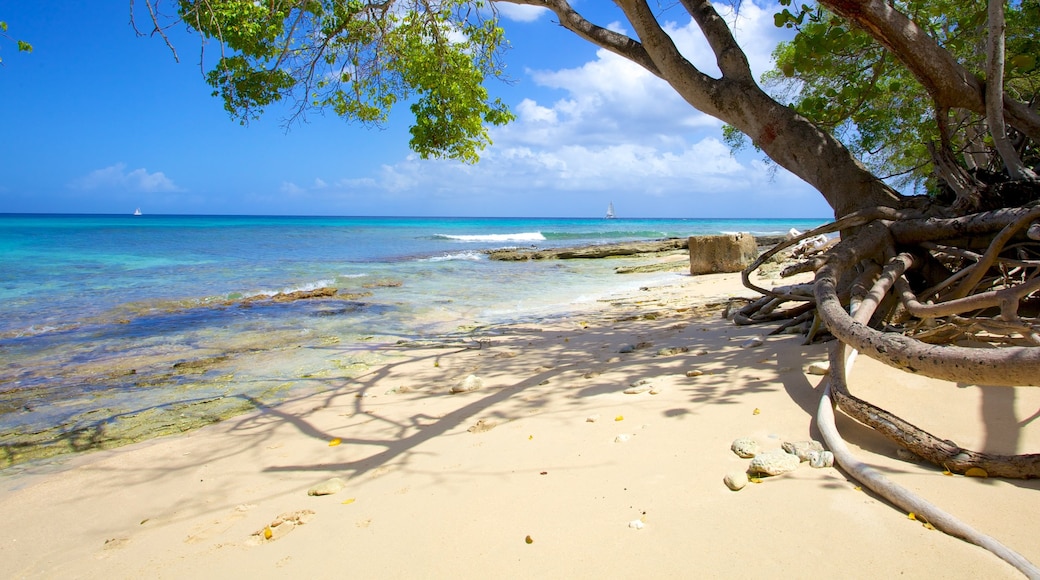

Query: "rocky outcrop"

xmin=687 ymin=233 xmax=758 ymax=275
xmin=485 ymin=238 xmax=688 ymax=261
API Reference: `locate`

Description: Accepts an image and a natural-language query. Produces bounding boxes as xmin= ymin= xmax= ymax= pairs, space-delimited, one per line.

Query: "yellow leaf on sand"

xmin=924 ymin=522 xmax=935 ymax=530
xmin=342 ymin=498 xmax=356 ymax=505
xmin=965 ymin=467 xmax=989 ymax=478
xmin=908 ymin=513 xmax=917 ymax=520
xmin=329 ymin=438 xmax=342 ymax=447
xmin=528 ymin=435 xmax=534 ymax=440
xmin=263 ymin=527 xmax=273 ymax=540
xmin=753 ymin=408 xmax=761 ymax=415
xmin=525 ymin=535 xmax=533 ymax=544
xmin=615 ymin=415 xmax=624 ymax=422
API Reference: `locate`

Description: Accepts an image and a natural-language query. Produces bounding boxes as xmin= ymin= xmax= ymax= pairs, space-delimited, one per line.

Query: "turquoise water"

xmin=0 ymin=214 xmax=826 ymax=462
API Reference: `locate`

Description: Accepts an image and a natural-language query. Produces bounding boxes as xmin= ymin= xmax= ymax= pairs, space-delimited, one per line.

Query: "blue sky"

xmin=0 ymin=2 xmax=832 ymax=218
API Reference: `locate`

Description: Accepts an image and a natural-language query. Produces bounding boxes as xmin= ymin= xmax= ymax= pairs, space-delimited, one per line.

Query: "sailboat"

xmin=133 ymin=208 xmax=142 ymax=216
xmin=605 ymin=202 xmax=616 ymax=219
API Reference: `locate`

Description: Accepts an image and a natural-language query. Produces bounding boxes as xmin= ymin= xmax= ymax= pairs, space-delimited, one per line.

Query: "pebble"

xmin=806 ymin=361 xmax=830 ymax=376
xmin=748 ymin=450 xmax=801 ymax=476
xmin=685 ymin=370 xmax=704 ymax=377
xmin=782 ymin=440 xmax=824 ymax=461
xmin=724 ymin=471 xmax=749 ymax=491
xmin=586 ymin=414 xmax=601 ymax=423
xmin=450 ymin=374 xmax=483 ymax=394
xmin=730 ymin=437 xmax=760 ymax=458
xmin=628 ymin=519 xmax=646 ymax=530
xmin=624 ymin=379 xmax=652 ymax=394
xmin=307 ymin=477 xmax=347 ymax=496
xmin=618 ymin=343 xmax=636 ymax=353
xmin=808 ymin=450 xmax=835 ymax=468
xmin=656 ymin=346 xmax=689 ymax=356
xmin=614 ymin=434 xmax=632 ymax=443
xmin=742 ymin=336 xmax=764 ymax=348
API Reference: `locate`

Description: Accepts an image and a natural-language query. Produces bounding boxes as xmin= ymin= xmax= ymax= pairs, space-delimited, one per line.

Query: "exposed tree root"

xmin=739 ymin=198 xmax=1040 ymax=573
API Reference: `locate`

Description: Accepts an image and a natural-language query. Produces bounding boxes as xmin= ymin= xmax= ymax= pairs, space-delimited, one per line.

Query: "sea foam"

xmin=434 ymin=232 xmax=547 ymax=243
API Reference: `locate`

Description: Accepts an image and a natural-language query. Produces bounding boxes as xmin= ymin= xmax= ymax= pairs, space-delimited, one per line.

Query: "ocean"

xmin=0 ymin=214 xmax=827 ymax=467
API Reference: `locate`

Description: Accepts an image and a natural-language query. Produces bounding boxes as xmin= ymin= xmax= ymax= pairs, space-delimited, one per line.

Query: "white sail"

xmin=606 ymin=202 xmax=616 ymax=219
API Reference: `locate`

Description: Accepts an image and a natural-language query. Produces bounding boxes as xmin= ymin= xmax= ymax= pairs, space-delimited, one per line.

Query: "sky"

xmin=0 ymin=2 xmax=833 ymax=218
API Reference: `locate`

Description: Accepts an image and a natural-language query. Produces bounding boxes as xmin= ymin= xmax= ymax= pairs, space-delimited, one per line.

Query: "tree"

xmin=135 ymin=1 xmax=1040 ymax=571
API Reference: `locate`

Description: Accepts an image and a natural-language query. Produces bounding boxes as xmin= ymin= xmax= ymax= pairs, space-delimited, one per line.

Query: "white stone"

xmin=307 ymin=477 xmax=346 ymax=496
xmin=782 ymin=440 xmax=825 ymax=461
xmin=742 ymin=336 xmax=764 ymax=348
xmin=614 ymin=434 xmax=632 ymax=443
xmin=748 ymin=450 xmax=801 ymax=476
xmin=808 ymin=450 xmax=835 ymax=468
xmin=806 ymin=361 xmax=830 ymax=376
xmin=628 ymin=519 xmax=646 ymax=530
xmin=730 ymin=437 xmax=760 ymax=458
xmin=724 ymin=471 xmax=748 ymax=491
xmin=450 ymin=374 xmax=483 ymax=393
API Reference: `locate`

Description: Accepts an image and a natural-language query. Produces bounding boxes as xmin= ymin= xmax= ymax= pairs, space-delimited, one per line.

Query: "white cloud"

xmin=494 ymin=3 xmax=548 ymax=23
xmin=281 ymin=2 xmax=827 ymax=216
xmin=280 ymin=181 xmax=305 ymax=195
xmin=69 ymin=163 xmax=181 ymax=193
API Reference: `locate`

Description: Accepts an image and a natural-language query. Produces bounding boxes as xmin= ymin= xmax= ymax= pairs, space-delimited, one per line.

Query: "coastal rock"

xmin=307 ymin=477 xmax=347 ymax=496
xmin=624 ymin=379 xmax=652 ymax=394
xmin=730 ymin=437 xmax=760 ymax=458
xmin=724 ymin=471 xmax=749 ymax=491
xmin=688 ymin=233 xmax=758 ymax=275
xmin=741 ymin=336 xmax=764 ymax=348
xmin=782 ymin=440 xmax=825 ymax=461
xmin=487 ymin=238 xmax=688 ymax=261
xmin=656 ymin=346 xmax=689 ymax=356
xmin=450 ymin=375 xmax=483 ymax=394
xmin=808 ymin=450 xmax=835 ymax=468
xmin=806 ymin=361 xmax=830 ymax=376
xmin=748 ymin=450 xmax=801 ymax=476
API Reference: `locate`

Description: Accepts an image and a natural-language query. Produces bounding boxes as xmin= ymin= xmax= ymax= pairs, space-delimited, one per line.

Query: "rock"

xmin=724 ymin=471 xmax=749 ymax=491
xmin=686 ymin=369 xmax=704 ymax=377
xmin=450 ymin=374 xmax=483 ymax=394
xmin=730 ymin=437 xmax=760 ymax=458
xmin=806 ymin=361 xmax=830 ymax=375
xmin=628 ymin=519 xmax=646 ymax=530
xmin=688 ymin=233 xmax=758 ymax=275
xmin=618 ymin=343 xmax=636 ymax=354
xmin=741 ymin=336 xmax=764 ymax=348
xmin=624 ymin=379 xmax=652 ymax=394
xmin=782 ymin=440 xmax=824 ymax=461
xmin=307 ymin=477 xmax=346 ymax=496
xmin=614 ymin=434 xmax=632 ymax=443
xmin=808 ymin=450 xmax=835 ymax=468
xmin=656 ymin=346 xmax=689 ymax=356
xmin=586 ymin=414 xmax=600 ymax=423
xmin=748 ymin=450 xmax=801 ymax=476
xmin=487 ymin=238 xmax=688 ymax=261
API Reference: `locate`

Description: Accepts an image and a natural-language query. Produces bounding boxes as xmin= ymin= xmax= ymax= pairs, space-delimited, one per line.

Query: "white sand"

xmin=2 ymin=272 xmax=1038 ymax=578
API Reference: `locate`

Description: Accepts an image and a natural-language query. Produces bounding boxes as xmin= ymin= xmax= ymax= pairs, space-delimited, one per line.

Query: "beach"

xmin=3 ymin=264 xmax=1039 ymax=578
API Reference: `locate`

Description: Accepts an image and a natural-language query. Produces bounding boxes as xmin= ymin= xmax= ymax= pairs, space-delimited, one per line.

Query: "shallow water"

xmin=0 ymin=214 xmax=826 ymax=467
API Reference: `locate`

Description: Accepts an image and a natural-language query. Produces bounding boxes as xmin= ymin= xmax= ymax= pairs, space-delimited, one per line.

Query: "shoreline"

xmin=2 ymin=265 xmax=1039 ymax=577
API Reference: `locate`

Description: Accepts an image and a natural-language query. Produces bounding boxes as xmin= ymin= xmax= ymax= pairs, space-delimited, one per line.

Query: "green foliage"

xmin=758 ymin=1 xmax=1039 ymax=192
xmin=0 ymin=20 xmax=34 ymax=65
xmin=174 ymin=0 xmax=514 ymax=162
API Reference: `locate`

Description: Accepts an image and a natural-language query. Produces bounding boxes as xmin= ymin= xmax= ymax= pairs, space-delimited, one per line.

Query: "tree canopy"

xmin=132 ymin=3 xmax=1040 ymax=572
xmin=0 ymin=20 xmax=33 ymax=64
